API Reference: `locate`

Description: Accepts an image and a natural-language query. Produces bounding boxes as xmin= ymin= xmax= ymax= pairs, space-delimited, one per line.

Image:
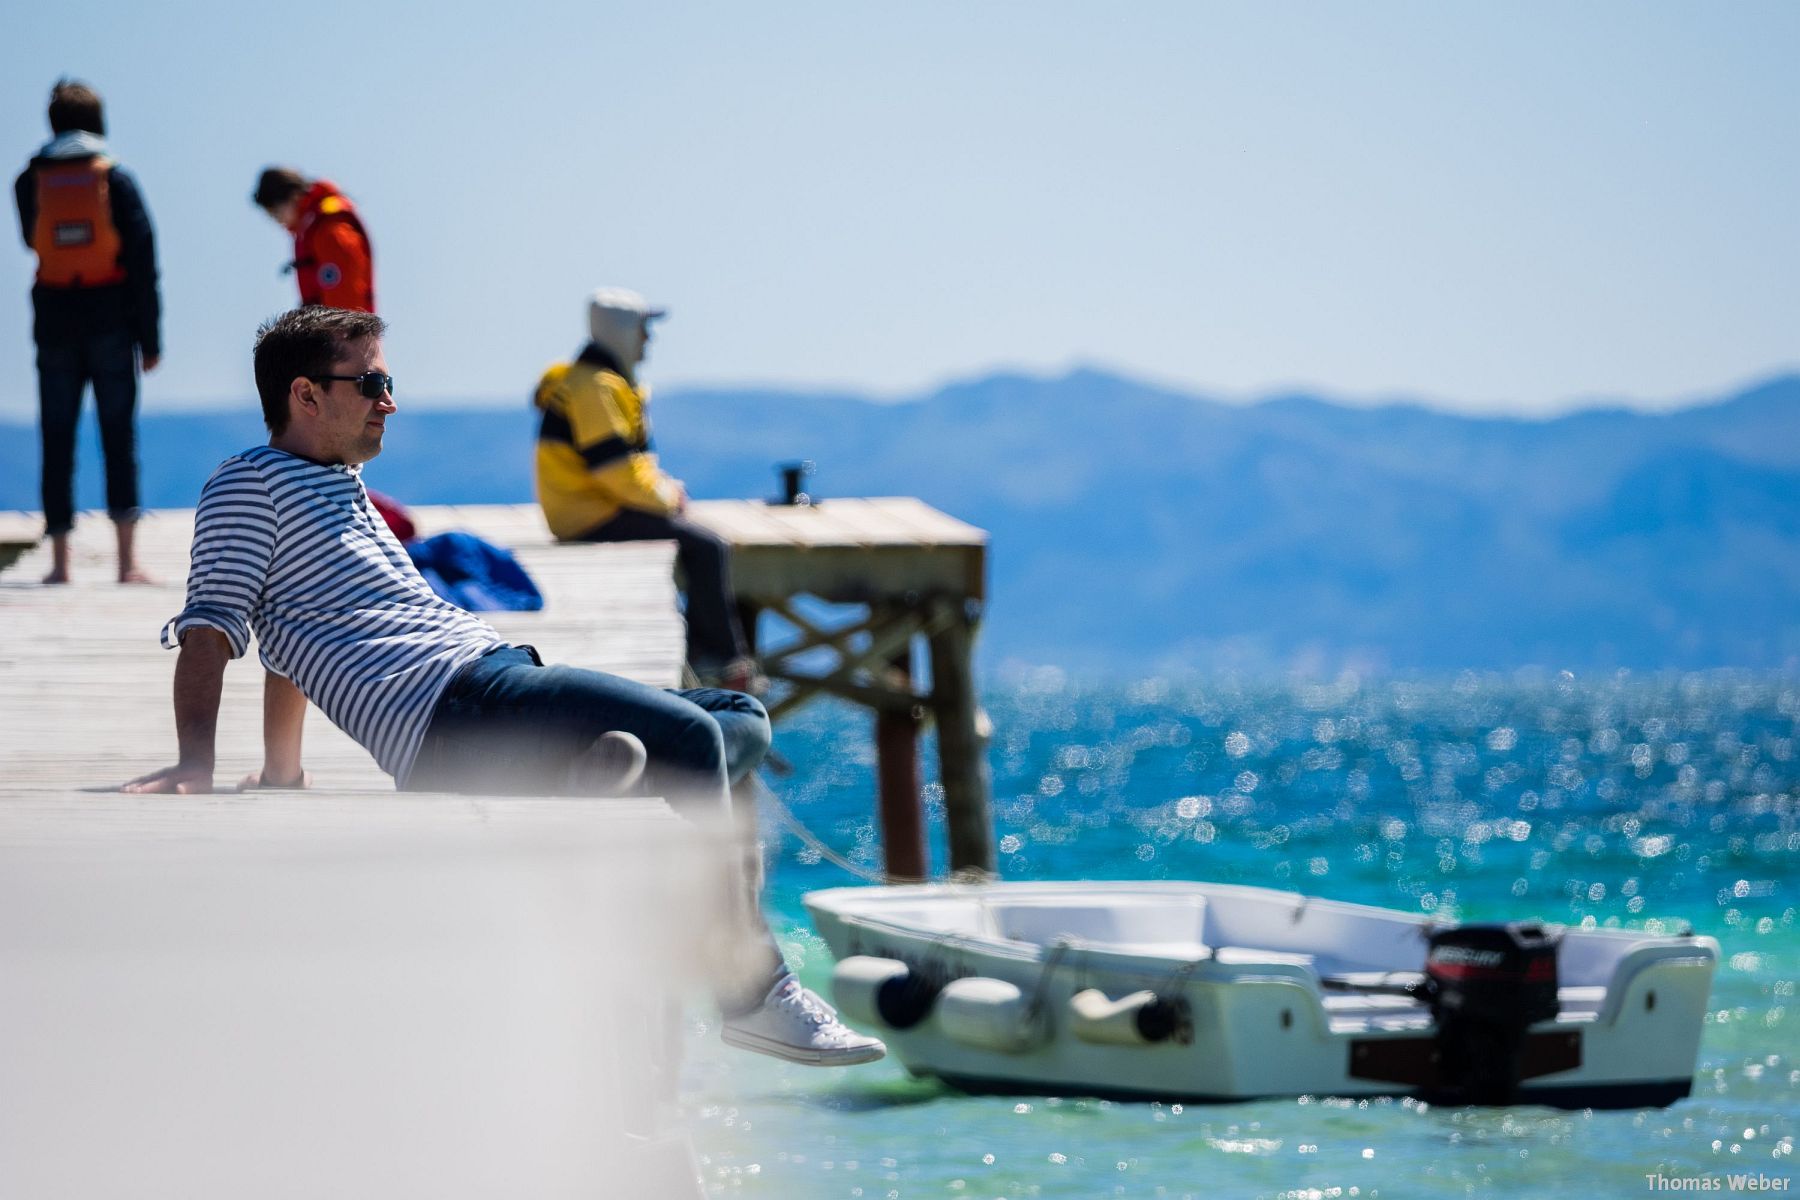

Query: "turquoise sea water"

xmin=686 ymin=673 xmax=1798 ymax=1198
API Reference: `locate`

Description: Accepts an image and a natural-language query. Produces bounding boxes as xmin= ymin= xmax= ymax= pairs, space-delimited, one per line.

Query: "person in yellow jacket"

xmin=534 ymin=288 xmax=756 ymax=689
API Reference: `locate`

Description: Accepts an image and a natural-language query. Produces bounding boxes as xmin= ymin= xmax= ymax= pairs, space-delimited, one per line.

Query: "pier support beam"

xmin=929 ymin=600 xmax=994 ymax=875
xmin=874 ymin=644 xmax=926 ymax=882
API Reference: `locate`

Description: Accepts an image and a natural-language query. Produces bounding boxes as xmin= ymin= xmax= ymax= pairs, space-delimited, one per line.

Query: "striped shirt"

xmin=162 ymin=445 xmax=502 ymax=782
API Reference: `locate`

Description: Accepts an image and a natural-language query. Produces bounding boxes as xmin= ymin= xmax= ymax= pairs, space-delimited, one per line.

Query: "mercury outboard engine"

xmin=1424 ymin=922 xmax=1562 ymax=1104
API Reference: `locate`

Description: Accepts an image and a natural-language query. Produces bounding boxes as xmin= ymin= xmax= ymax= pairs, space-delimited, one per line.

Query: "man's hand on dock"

xmin=120 ymin=762 xmax=214 ymax=794
xmin=123 ymin=629 xmax=230 ymax=796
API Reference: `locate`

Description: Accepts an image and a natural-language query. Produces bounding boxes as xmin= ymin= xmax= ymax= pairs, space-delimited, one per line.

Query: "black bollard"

xmin=775 ymin=460 xmax=815 ymax=506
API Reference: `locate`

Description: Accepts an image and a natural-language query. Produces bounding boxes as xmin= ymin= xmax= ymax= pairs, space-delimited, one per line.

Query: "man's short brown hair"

xmin=252 ymin=167 xmax=308 ymax=211
xmin=48 ymin=79 xmax=104 ymax=137
xmin=253 ymin=307 xmax=388 ymax=434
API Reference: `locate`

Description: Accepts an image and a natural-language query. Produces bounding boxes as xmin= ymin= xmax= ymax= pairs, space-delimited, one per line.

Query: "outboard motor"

xmin=1424 ymin=922 xmax=1562 ymax=1104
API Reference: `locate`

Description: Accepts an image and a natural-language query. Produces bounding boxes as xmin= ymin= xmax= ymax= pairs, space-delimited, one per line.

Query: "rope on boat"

xmin=754 ymin=777 xmax=906 ymax=884
xmin=1026 ymin=937 xmax=1076 ymax=1021
xmin=1157 ymin=952 xmax=1210 ymax=999
xmin=752 ymin=775 xmax=996 ymax=887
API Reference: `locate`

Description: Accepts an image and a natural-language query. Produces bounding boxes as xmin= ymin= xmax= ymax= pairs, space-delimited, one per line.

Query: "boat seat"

xmin=1325 ymin=969 xmax=1423 ymax=989
xmin=1214 ymin=946 xmax=1317 ymax=969
xmin=1087 ymin=940 xmax=1213 ymax=962
xmin=1322 ymin=992 xmax=1425 ymax=1014
xmin=1556 ymin=985 xmax=1607 ymax=1015
xmin=1328 ymin=1010 xmax=1433 ymax=1034
xmin=986 ymin=897 xmax=1208 ymax=950
xmin=1321 ymin=983 xmax=1610 ymax=1028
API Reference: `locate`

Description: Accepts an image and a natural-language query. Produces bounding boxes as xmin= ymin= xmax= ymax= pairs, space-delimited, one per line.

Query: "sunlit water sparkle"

xmin=688 ymin=673 xmax=1798 ymax=1198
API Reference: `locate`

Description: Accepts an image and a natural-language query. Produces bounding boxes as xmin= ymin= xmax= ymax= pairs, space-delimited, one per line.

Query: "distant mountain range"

xmin=5 ymin=370 xmax=1797 ymax=674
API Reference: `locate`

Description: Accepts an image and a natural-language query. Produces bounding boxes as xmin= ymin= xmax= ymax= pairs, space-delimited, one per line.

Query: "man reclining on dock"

xmin=121 ymin=305 xmax=883 ymax=1068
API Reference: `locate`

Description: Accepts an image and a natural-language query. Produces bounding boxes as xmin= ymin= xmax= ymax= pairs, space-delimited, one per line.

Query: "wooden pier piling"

xmin=688 ymin=497 xmax=994 ymax=879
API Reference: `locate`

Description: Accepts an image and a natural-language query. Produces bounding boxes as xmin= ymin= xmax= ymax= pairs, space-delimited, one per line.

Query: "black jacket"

xmin=15 ymin=138 xmax=162 ymax=356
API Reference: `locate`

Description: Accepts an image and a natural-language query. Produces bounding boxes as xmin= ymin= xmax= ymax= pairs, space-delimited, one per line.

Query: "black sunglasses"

xmin=312 ymin=371 xmax=395 ymax=400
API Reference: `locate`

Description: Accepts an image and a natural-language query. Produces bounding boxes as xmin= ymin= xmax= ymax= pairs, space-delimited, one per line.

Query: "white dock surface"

xmin=0 ymin=506 xmax=715 ymax=1198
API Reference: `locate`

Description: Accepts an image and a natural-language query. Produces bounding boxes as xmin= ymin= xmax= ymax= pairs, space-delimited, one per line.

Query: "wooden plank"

xmin=730 ymin=543 xmax=986 ymax=604
xmin=683 ymin=498 xmax=987 ymax=603
xmin=804 ymin=498 xmax=923 ymax=546
xmin=687 ymin=498 xmax=986 ymax=550
xmin=679 ymin=500 xmax=801 ymax=546
xmin=724 ymin=504 xmax=874 ymax=548
xmin=866 ymin=496 xmax=989 ymax=544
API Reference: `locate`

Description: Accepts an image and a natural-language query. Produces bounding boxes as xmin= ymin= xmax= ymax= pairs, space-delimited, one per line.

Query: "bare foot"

xmin=118 ymin=567 xmax=154 ymax=585
xmin=238 ymin=768 xmax=312 ymax=792
xmin=41 ymin=569 xmax=70 ymax=585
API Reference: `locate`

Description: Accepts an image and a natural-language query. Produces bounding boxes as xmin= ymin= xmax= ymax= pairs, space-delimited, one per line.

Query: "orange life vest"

xmin=31 ymin=157 xmax=126 ymax=288
xmin=291 ymin=182 xmax=375 ymax=311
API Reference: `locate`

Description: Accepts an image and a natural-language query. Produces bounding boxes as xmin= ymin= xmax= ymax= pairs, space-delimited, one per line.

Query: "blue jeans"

xmin=406 ymin=645 xmax=770 ymax=804
xmin=407 ymin=644 xmax=785 ymax=1006
xmin=37 ymin=329 xmax=140 ymax=536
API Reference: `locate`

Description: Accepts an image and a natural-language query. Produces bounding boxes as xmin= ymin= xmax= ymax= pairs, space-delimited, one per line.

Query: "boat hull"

xmin=804 ymin=881 xmax=1718 ymax=1109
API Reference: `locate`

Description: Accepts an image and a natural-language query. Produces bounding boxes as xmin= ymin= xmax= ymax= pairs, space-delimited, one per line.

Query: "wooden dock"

xmin=0 ymin=497 xmax=998 ymax=879
xmin=689 ymin=497 xmax=994 ymax=880
xmin=0 ymin=493 xmax=1005 ymax=1191
xmin=0 ymin=505 xmax=683 ymax=790
xmin=0 ymin=506 xmax=709 ymax=1198
xmin=0 ymin=494 xmax=1003 ymax=1191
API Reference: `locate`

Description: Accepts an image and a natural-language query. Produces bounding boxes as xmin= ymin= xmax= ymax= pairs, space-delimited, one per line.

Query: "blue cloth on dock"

xmin=405 ymin=532 xmax=544 ymax=612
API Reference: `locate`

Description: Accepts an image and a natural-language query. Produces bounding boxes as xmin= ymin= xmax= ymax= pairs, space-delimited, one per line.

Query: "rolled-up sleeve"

xmin=160 ymin=457 xmax=276 ymax=658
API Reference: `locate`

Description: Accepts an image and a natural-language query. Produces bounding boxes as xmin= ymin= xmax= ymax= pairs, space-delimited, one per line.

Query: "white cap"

xmin=588 ymin=287 xmax=666 ymax=336
xmin=586 ymin=288 xmax=666 ymax=371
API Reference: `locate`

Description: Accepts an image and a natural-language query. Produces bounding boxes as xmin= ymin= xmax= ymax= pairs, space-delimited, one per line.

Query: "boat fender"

xmin=936 ymin=976 xmax=1046 ymax=1054
xmin=832 ymin=956 xmax=939 ymax=1031
xmin=1069 ymin=988 xmax=1190 ymax=1046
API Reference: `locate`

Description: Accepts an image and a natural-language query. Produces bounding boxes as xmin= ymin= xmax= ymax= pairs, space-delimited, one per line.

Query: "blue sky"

xmin=4 ymin=2 xmax=1795 ymax=419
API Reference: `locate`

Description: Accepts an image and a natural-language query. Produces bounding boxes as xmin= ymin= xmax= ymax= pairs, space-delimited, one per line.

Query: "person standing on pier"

xmin=251 ymin=166 xmax=375 ymax=313
xmin=122 ymin=306 xmax=878 ymax=1068
xmin=14 ymin=79 xmax=161 ymax=585
xmin=534 ymin=288 xmax=759 ymax=691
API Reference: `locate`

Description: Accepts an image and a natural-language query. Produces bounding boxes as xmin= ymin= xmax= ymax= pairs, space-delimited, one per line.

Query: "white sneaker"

xmin=721 ymin=978 xmax=887 ymax=1066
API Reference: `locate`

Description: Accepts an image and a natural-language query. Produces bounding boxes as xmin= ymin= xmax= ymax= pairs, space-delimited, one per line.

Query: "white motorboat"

xmin=805 ymin=881 xmax=1719 ymax=1108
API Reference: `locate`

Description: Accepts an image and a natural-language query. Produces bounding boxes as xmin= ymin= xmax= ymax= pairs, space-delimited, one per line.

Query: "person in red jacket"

xmin=252 ymin=167 xmax=375 ymax=312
